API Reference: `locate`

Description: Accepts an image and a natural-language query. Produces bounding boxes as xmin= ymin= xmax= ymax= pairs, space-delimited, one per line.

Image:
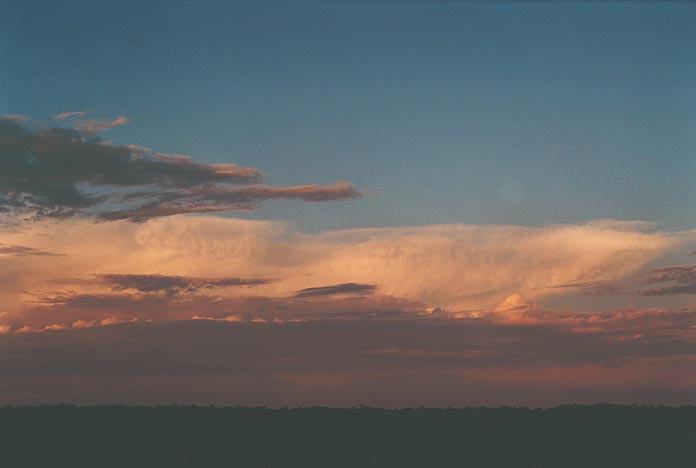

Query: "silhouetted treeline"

xmin=1 ymin=404 xmax=695 ymax=467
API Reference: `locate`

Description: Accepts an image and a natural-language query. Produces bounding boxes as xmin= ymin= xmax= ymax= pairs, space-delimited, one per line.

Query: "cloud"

xmin=5 ymin=290 xmax=422 ymax=332
xmin=641 ymin=266 xmax=696 ymax=296
xmin=0 ymin=244 xmax=62 ymax=257
xmin=0 ymin=216 xmax=680 ymax=330
xmin=547 ymin=280 xmax=626 ymax=296
xmin=98 ymin=273 xmax=270 ymax=294
xmin=75 ymin=115 xmax=130 ymax=134
xmin=295 ymin=282 xmax=377 ymax=298
xmin=645 ymin=266 xmax=696 ymax=285
xmin=0 ymin=215 xmax=693 ymax=405
xmin=0 ymin=119 xmax=361 ymax=220
xmin=494 ymin=292 xmax=535 ymax=312
xmin=1 ymin=114 xmax=28 ymax=123
xmin=97 ymin=182 xmax=361 ymax=221
xmin=53 ymin=111 xmax=87 ymax=120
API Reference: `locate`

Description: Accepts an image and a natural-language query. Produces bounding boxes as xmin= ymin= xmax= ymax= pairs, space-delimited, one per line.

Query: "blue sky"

xmin=2 ymin=0 xmax=695 ymax=232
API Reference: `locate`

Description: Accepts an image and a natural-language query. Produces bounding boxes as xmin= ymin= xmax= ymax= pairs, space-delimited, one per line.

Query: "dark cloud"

xmin=0 ymin=119 xmax=361 ymax=221
xmin=98 ymin=273 xmax=270 ymax=294
xmin=641 ymin=266 xmax=696 ymax=296
xmin=642 ymin=284 xmax=696 ymax=296
xmin=645 ymin=266 xmax=696 ymax=284
xmin=548 ymin=280 xmax=626 ymax=296
xmin=550 ymin=265 xmax=696 ymax=297
xmin=0 ymin=244 xmax=62 ymax=257
xmin=294 ymin=282 xmax=378 ymax=298
xmin=97 ymin=182 xmax=361 ymax=221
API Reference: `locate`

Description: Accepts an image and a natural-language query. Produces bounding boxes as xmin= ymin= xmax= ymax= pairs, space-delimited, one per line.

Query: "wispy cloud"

xmin=0 ymin=114 xmax=28 ymax=123
xmin=547 ymin=280 xmax=627 ymax=296
xmin=98 ymin=273 xmax=270 ymax=294
xmin=641 ymin=266 xmax=696 ymax=296
xmin=0 ymin=244 xmax=62 ymax=257
xmin=294 ymin=282 xmax=377 ymax=298
xmin=53 ymin=111 xmax=87 ymax=120
xmin=75 ymin=115 xmax=129 ymax=134
xmin=98 ymin=182 xmax=361 ymax=221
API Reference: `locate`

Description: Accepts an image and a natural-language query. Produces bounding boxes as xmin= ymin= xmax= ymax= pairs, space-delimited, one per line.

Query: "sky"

xmin=1 ymin=0 xmax=696 ymax=407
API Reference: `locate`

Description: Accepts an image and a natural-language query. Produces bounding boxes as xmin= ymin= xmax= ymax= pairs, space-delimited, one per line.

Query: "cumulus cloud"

xmin=0 ymin=119 xmax=361 ymax=220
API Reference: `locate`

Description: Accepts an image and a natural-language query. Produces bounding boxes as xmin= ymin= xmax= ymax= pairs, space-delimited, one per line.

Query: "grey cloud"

xmin=294 ymin=282 xmax=377 ymax=298
xmin=0 ymin=244 xmax=63 ymax=257
xmin=550 ymin=265 xmax=696 ymax=298
xmin=641 ymin=266 xmax=696 ymax=296
xmin=642 ymin=284 xmax=696 ymax=296
xmin=549 ymin=280 xmax=626 ymax=296
xmin=97 ymin=182 xmax=362 ymax=221
xmin=98 ymin=273 xmax=270 ymax=294
xmin=0 ymin=119 xmax=361 ymax=220
xmin=645 ymin=266 xmax=696 ymax=284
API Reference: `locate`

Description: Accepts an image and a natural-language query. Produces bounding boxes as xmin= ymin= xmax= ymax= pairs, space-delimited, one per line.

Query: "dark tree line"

xmin=1 ymin=404 xmax=695 ymax=467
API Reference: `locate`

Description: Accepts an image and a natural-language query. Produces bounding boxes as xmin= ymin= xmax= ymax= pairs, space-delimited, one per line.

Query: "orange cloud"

xmin=0 ymin=217 xmax=678 ymax=323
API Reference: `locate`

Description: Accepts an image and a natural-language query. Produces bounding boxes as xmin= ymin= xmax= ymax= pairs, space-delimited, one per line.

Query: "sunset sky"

xmin=1 ymin=1 xmax=696 ymax=407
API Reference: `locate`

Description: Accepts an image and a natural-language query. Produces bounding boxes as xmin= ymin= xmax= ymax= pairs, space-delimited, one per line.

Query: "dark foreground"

xmin=2 ymin=405 xmax=696 ymax=467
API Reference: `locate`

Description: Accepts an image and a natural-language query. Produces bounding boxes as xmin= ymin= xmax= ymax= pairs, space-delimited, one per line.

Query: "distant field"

xmin=1 ymin=405 xmax=695 ymax=467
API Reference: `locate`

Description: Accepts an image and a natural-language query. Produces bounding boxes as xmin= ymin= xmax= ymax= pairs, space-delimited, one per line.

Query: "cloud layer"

xmin=0 ymin=216 xmax=683 ymax=330
xmin=1 ymin=212 xmax=695 ymax=405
